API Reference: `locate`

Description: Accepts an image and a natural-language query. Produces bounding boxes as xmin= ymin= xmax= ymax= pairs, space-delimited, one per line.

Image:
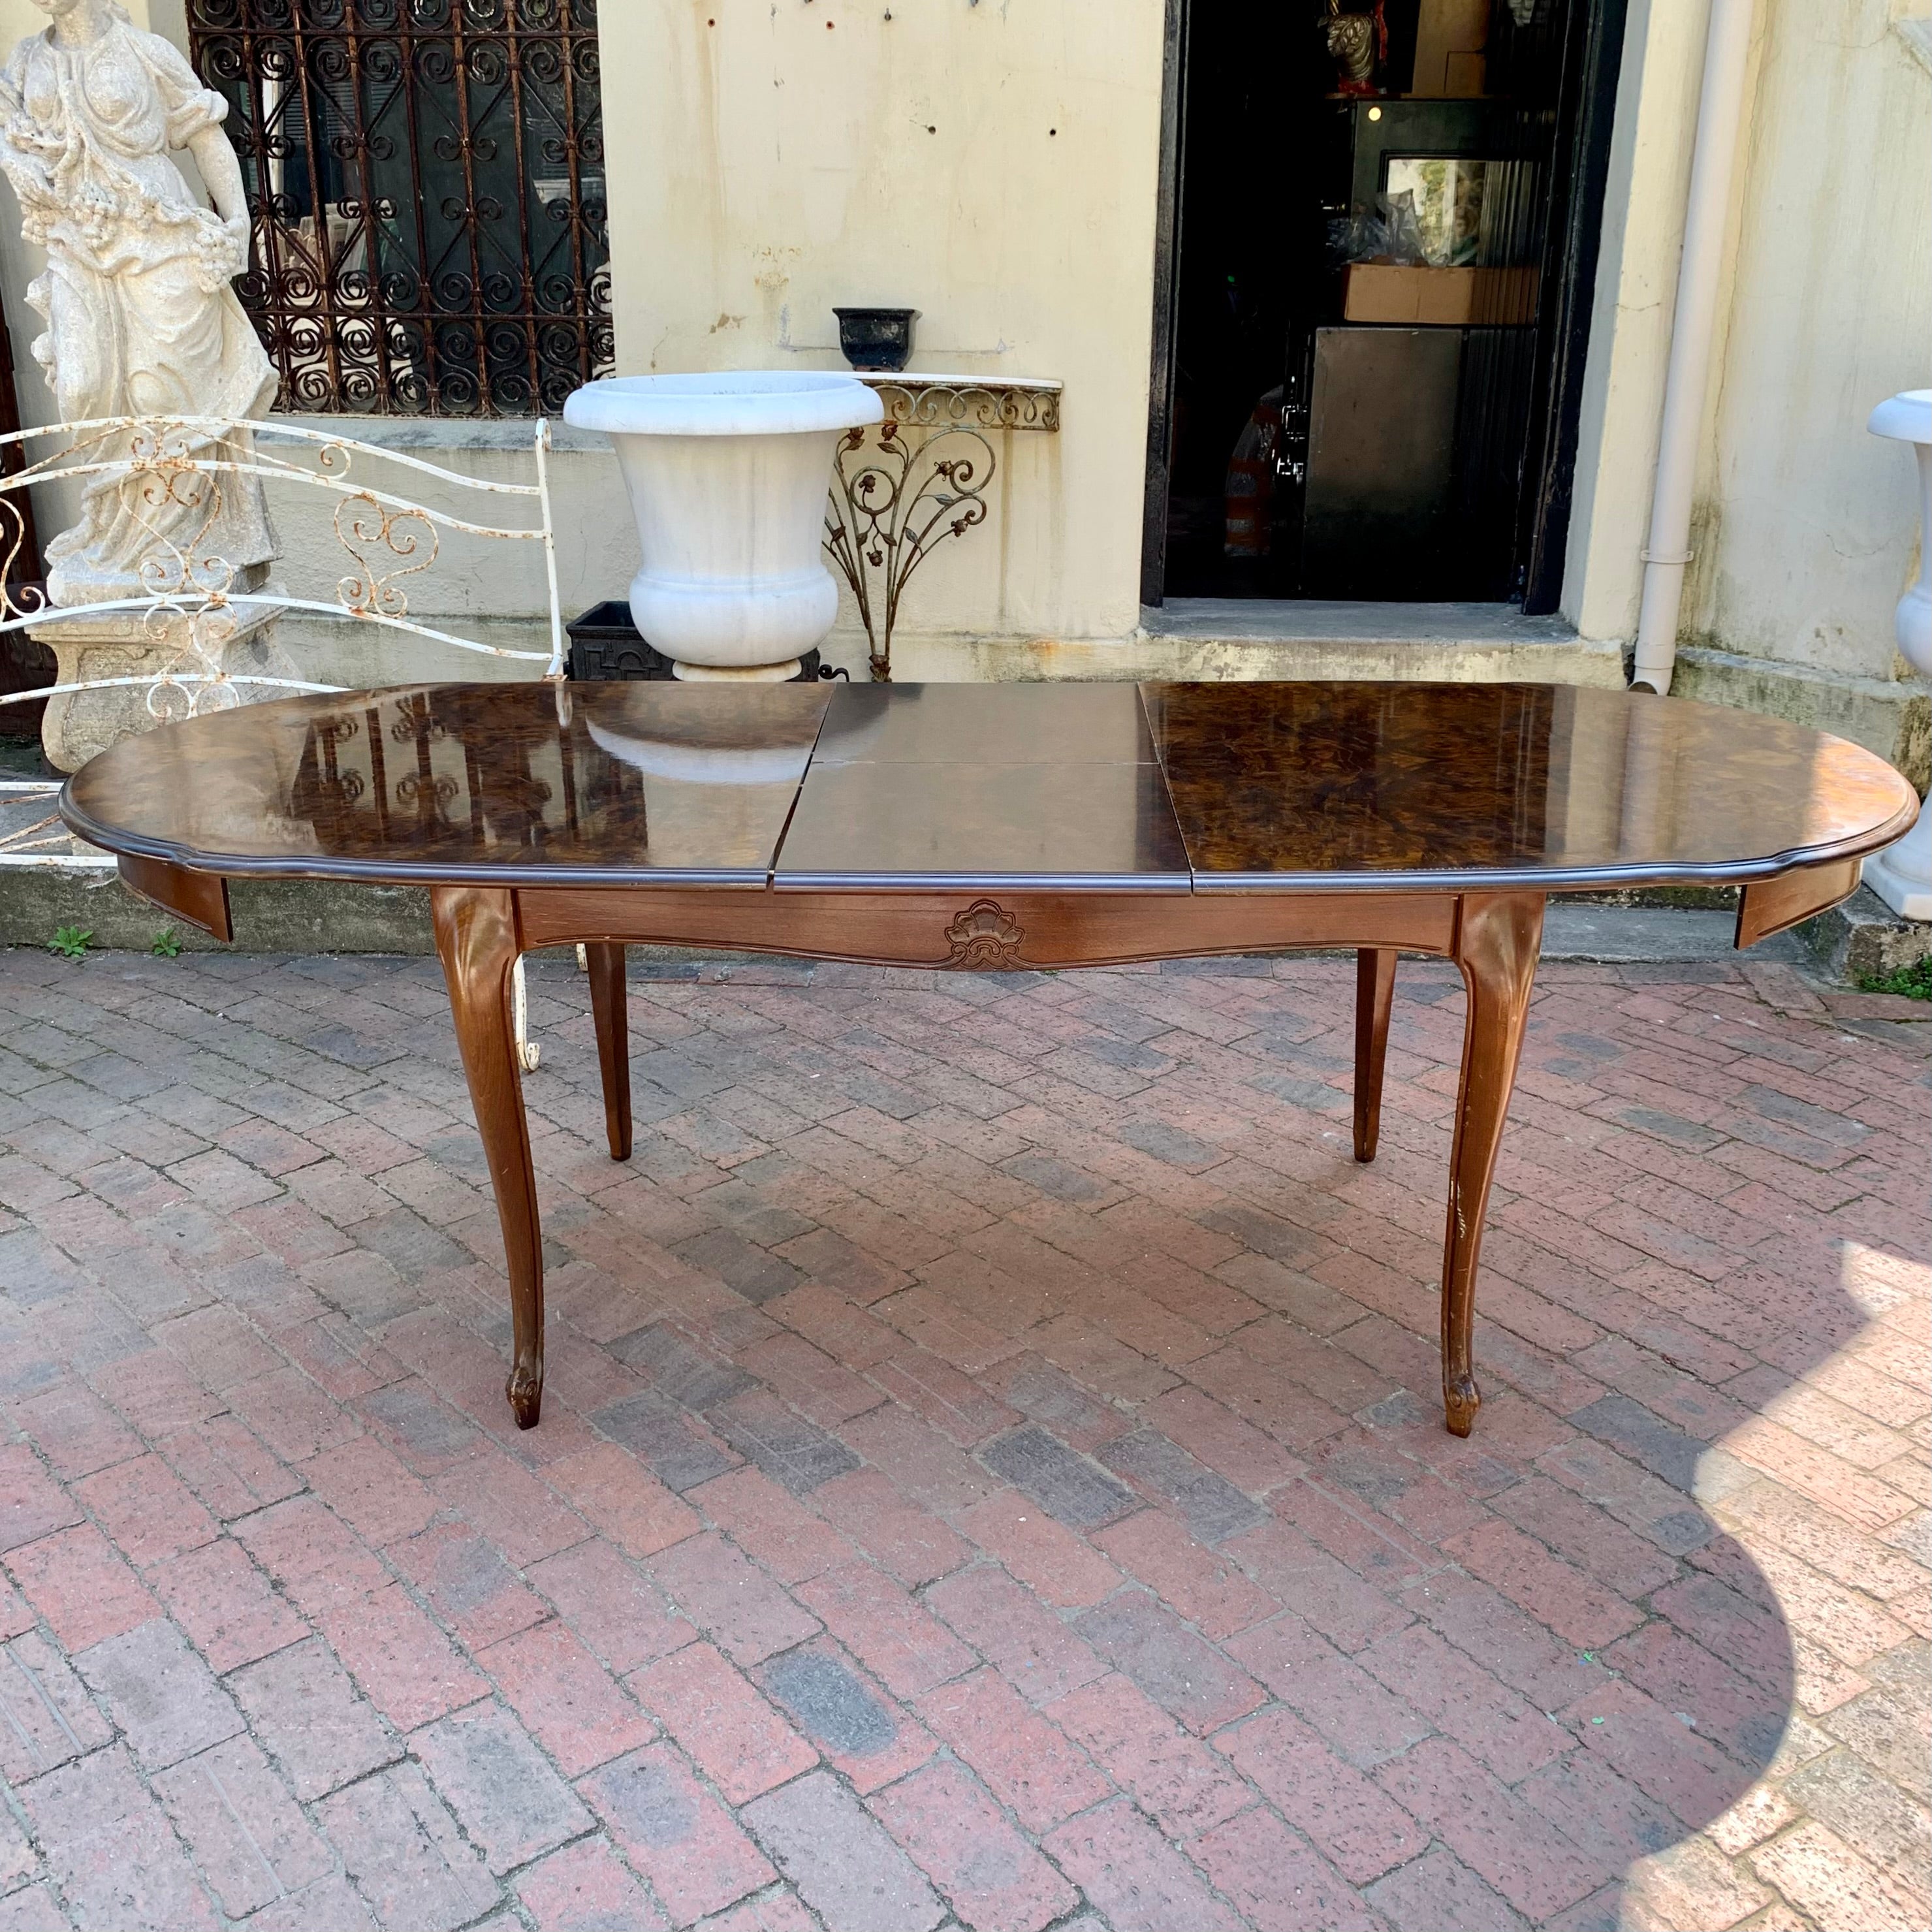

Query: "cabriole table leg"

xmin=1354 ymin=948 xmax=1398 ymax=1164
xmin=586 ymin=942 xmax=633 ymax=1162
xmin=432 ymin=885 xmax=546 ymax=1429
xmin=1440 ymin=892 xmax=1545 ymax=1437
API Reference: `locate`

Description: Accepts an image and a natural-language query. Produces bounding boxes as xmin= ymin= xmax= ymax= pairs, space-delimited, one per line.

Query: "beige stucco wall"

xmin=1564 ymin=0 xmax=1930 ymax=703
xmin=1684 ymin=1 xmax=1929 ymax=682
xmin=597 ymin=1 xmax=1168 ymax=657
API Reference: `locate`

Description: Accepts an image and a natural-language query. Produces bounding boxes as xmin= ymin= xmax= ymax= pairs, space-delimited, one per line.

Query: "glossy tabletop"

xmin=62 ymin=679 xmax=1918 ymax=893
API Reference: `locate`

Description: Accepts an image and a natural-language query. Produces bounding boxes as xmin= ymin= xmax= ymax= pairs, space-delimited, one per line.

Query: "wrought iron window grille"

xmin=187 ymin=0 xmax=611 ymax=417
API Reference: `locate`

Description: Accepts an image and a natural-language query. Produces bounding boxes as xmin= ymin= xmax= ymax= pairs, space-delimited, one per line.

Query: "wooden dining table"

xmin=61 ymin=678 xmax=1917 ymax=1438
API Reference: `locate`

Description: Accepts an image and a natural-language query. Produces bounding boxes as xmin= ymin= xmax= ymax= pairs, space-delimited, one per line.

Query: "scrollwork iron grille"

xmin=187 ymin=1 xmax=610 ymax=416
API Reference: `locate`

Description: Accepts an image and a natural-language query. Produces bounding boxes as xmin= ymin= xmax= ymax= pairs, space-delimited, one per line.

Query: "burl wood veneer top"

xmin=61 ymin=679 xmax=1918 ymax=894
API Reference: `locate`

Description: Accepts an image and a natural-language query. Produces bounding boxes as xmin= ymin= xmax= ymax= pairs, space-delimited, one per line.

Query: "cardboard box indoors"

xmin=1341 ymin=263 xmax=1540 ymax=326
xmin=1412 ymin=0 xmax=1490 ymax=97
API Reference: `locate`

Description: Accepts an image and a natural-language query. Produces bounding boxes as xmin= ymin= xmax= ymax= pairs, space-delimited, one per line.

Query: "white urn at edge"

xmin=1865 ymin=390 xmax=1932 ymax=920
xmin=563 ymin=372 xmax=884 ymax=681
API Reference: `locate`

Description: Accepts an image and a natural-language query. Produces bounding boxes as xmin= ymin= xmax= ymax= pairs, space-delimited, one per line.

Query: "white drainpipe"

xmin=1630 ymin=0 xmax=1758 ymax=695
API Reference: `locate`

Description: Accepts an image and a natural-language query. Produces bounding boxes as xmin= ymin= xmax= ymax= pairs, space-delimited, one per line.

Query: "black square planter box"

xmin=565 ymin=601 xmax=821 ymax=682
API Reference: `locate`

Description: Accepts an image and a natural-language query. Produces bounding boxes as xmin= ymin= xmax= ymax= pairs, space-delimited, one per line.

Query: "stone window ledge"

xmin=270 ymin=415 xmax=613 ymax=456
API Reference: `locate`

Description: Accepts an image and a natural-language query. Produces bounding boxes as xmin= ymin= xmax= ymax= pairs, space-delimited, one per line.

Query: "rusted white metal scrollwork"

xmin=0 ymin=412 xmax=565 ymax=869
xmin=336 ymin=494 xmax=441 ymax=623
xmin=864 ymin=377 xmax=1062 ymax=435
xmin=1 ymin=413 xmax=565 ymax=674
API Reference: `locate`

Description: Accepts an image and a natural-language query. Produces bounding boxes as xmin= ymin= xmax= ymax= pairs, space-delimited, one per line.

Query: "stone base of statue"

xmin=33 ymin=586 xmax=284 ymax=773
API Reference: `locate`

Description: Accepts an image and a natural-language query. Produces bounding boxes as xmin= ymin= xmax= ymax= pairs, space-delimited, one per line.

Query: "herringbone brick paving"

xmin=0 ymin=941 xmax=1925 ymax=1931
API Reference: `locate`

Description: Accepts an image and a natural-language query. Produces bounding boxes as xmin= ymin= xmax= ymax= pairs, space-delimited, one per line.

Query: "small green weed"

xmin=151 ymin=927 xmax=183 ymax=958
xmin=48 ymin=925 xmax=93 ymax=959
xmin=1857 ymin=955 xmax=1932 ymax=1001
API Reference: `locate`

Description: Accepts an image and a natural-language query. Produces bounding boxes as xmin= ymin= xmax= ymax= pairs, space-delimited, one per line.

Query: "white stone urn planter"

xmin=563 ymin=372 xmax=883 ymax=680
xmin=1865 ymin=389 xmax=1932 ymax=919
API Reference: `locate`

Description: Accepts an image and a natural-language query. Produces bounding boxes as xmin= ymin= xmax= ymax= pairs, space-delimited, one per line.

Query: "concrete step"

xmin=1539 ymin=901 xmax=1799 ymax=964
xmin=1796 ymin=883 xmax=1932 ymax=984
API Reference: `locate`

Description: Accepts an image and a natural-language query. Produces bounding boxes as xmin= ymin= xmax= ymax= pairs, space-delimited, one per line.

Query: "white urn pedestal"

xmin=562 ymin=372 xmax=884 ymax=681
xmin=1865 ymin=390 xmax=1932 ymax=920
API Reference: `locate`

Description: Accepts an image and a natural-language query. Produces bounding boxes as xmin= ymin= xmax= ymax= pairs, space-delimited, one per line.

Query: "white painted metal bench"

xmin=1 ymin=412 xmax=567 ymax=872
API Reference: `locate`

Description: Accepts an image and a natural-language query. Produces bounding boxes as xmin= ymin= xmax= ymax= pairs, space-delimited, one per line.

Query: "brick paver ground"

xmin=0 ymin=941 xmax=1925 ymax=1932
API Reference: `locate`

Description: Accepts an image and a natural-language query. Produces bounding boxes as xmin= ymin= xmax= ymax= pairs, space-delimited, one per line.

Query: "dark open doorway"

xmin=1141 ymin=1 xmax=1630 ymax=614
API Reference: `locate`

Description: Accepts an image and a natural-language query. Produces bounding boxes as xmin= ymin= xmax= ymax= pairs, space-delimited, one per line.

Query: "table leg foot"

xmin=507 ymin=1363 xmax=543 ymax=1430
xmin=1354 ymin=948 xmax=1397 ymax=1164
xmin=586 ymin=942 xmax=632 ymax=1162
xmin=1440 ymin=893 xmax=1545 ymax=1435
xmin=432 ymin=885 xmax=546 ymax=1432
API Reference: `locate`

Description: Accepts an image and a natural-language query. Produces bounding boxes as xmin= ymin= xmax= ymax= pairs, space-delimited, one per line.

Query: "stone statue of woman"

xmin=0 ymin=0 xmax=277 ymax=607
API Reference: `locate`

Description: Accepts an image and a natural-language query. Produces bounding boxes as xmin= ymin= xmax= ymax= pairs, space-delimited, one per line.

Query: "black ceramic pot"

xmin=833 ymin=307 xmax=919 ymax=373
